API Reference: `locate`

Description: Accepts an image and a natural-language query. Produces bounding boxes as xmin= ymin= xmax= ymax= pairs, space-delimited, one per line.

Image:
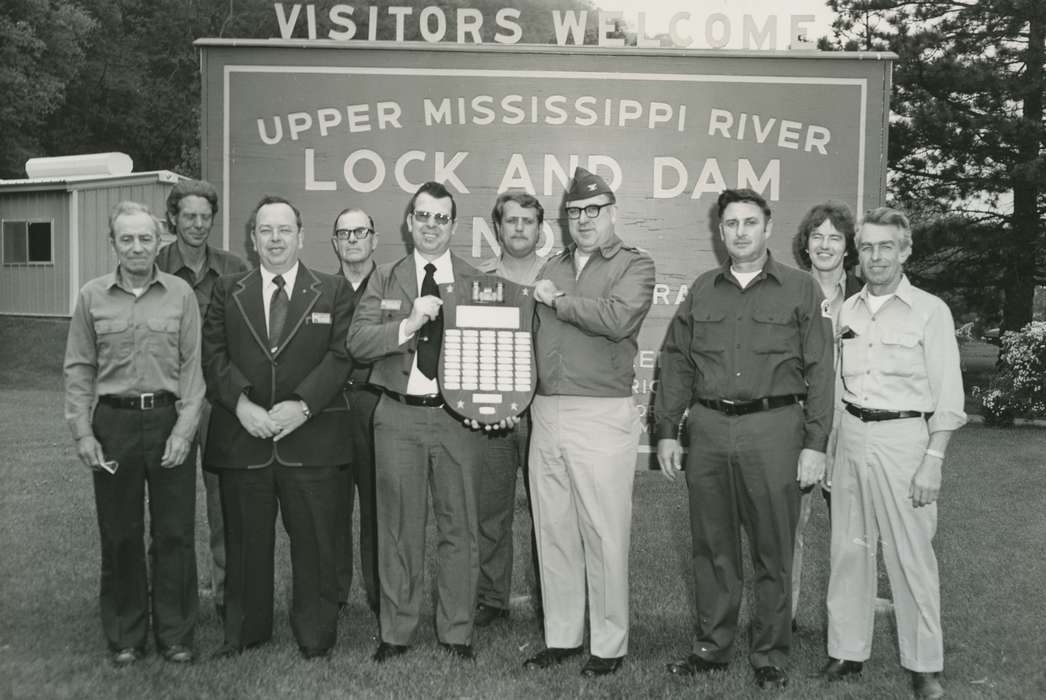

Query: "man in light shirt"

xmin=819 ymin=207 xmax=966 ymax=700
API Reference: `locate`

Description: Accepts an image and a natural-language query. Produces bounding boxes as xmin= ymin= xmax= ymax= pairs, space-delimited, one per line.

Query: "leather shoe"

xmin=211 ymin=644 xmax=243 ymax=660
xmin=523 ymin=645 xmax=584 ymax=669
xmin=474 ymin=603 xmax=509 ymax=627
xmin=161 ymin=645 xmax=194 ymax=664
xmin=299 ymin=646 xmax=331 ymax=660
xmin=819 ymin=657 xmax=863 ymax=681
xmin=439 ymin=642 xmax=475 ymax=661
xmin=110 ymin=648 xmax=142 ymax=666
xmin=755 ymin=665 xmax=788 ymax=689
xmin=666 ymin=654 xmax=728 ymax=676
xmin=911 ymin=671 xmax=944 ymax=699
xmin=580 ymin=655 xmax=623 ymax=677
xmin=371 ymin=641 xmax=409 ymax=663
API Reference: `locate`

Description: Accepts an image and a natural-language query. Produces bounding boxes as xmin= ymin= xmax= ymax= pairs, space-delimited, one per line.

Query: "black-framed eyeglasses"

xmin=412 ymin=210 xmax=453 ymax=226
xmin=565 ymin=202 xmax=613 ymax=220
xmin=334 ymin=227 xmax=374 ymax=241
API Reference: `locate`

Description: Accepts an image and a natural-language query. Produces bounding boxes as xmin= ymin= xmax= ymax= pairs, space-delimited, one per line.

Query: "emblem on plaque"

xmin=439 ymin=274 xmax=537 ymax=424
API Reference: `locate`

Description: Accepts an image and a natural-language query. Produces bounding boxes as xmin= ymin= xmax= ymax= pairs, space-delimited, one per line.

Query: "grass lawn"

xmin=2 ymin=383 xmax=1046 ymax=699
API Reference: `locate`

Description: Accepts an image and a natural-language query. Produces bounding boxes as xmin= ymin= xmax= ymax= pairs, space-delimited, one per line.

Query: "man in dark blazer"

xmin=203 ymin=195 xmax=354 ymax=660
xmin=347 ymin=181 xmax=486 ymax=662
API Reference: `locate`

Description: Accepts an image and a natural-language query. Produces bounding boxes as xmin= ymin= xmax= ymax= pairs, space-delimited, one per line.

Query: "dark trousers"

xmin=219 ymin=463 xmax=341 ymax=652
xmin=337 ymin=386 xmax=380 ymax=613
xmin=476 ymin=413 xmax=541 ymax=611
xmin=91 ymin=402 xmax=198 ymax=653
xmin=373 ymin=396 xmax=484 ymax=646
xmin=684 ymin=402 xmax=803 ymax=669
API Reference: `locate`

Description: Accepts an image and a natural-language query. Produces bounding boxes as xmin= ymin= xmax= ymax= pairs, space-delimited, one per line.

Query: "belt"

xmin=696 ymin=394 xmax=804 ymax=417
xmin=98 ymin=391 xmax=177 ymax=410
xmin=345 ymin=379 xmax=379 ymax=393
xmin=381 ymin=388 xmax=444 ymax=408
xmin=845 ymin=402 xmax=931 ymax=422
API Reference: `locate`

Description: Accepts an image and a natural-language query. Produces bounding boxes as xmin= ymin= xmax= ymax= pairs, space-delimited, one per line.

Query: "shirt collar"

xmin=715 ymin=252 xmax=782 ymax=286
xmin=413 ymin=249 xmax=454 ymax=278
xmin=261 ymin=260 xmax=300 ymax=290
xmin=106 ymin=265 xmax=164 ymax=293
xmin=856 ymin=273 xmax=914 ymax=308
xmin=163 ymin=241 xmax=224 ymax=277
xmin=568 ymin=232 xmax=624 ymax=259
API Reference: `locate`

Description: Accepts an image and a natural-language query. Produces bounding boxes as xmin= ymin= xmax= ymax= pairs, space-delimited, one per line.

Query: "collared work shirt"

xmin=838 ymin=275 xmax=966 ymax=434
xmin=478 ymin=254 xmax=545 ymax=287
xmin=155 ymin=242 xmax=248 ymax=319
xmin=340 ymin=261 xmax=377 ymax=384
xmin=655 ymin=254 xmax=834 ymax=451
xmin=64 ymin=268 xmax=205 ymax=442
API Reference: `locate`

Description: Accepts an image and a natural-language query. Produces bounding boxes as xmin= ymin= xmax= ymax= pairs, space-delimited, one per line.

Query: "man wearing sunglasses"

xmin=330 ymin=208 xmax=381 ymax=620
xmin=347 ymin=181 xmax=486 ymax=662
xmin=523 ymin=167 xmax=655 ymax=678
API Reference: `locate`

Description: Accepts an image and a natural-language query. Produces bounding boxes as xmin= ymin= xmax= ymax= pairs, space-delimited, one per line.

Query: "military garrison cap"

xmin=564 ymin=167 xmax=616 ymax=204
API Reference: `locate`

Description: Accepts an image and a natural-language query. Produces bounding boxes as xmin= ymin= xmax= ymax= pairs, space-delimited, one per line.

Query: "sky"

xmin=595 ymin=0 xmax=835 ymax=49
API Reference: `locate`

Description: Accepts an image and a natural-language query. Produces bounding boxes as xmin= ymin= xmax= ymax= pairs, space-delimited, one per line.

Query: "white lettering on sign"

xmin=421 ymin=96 xmax=685 ymax=130
xmin=255 ymin=102 xmax=402 ymax=145
xmin=652 ymin=158 xmax=781 ymax=201
xmin=707 ymin=108 xmax=831 ymax=155
xmin=272 ymin=5 xmax=820 ymax=50
xmin=304 ymin=149 xmax=471 ymax=194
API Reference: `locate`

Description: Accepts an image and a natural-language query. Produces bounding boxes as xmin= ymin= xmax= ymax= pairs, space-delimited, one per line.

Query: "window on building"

xmin=2 ymin=220 xmax=54 ymax=265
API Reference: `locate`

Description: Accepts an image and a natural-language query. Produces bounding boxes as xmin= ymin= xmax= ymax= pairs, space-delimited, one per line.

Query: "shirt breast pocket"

xmin=752 ymin=308 xmax=797 ymax=354
xmin=146 ymin=317 xmax=181 ymax=355
xmin=93 ymin=319 xmax=132 ymax=361
xmin=690 ymin=310 xmax=727 ymax=353
xmin=880 ymin=330 xmax=922 ymax=377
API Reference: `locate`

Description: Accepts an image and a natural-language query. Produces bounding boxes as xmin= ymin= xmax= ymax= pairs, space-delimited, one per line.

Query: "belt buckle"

xmin=139 ymin=392 xmax=155 ymax=410
xmin=719 ymin=399 xmax=740 ymax=416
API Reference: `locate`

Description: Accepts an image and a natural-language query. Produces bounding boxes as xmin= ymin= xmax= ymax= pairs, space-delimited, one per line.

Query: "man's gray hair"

xmin=109 ymin=201 xmax=161 ymax=239
xmin=858 ymin=206 xmax=912 ymax=250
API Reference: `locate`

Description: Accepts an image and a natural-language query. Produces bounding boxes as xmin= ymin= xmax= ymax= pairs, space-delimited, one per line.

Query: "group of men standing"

xmin=64 ymin=169 xmax=963 ymax=698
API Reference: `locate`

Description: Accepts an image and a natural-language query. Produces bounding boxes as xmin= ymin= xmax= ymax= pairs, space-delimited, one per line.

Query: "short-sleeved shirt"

xmin=838 ymin=275 xmax=967 ymax=434
xmin=63 ymin=267 xmax=205 ymax=442
xmin=478 ymin=254 xmax=546 ymax=287
xmin=655 ymin=253 xmax=834 ymax=451
xmin=156 ymin=241 xmax=249 ymax=319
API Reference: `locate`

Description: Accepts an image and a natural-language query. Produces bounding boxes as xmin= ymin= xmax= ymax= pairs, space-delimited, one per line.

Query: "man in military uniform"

xmin=523 ymin=168 xmax=655 ymax=678
xmin=657 ymin=188 xmax=834 ymax=689
xmin=64 ymin=201 xmax=205 ymax=665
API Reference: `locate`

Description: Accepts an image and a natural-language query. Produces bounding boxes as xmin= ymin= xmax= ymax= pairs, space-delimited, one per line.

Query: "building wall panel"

xmin=0 ymin=191 xmax=70 ymax=315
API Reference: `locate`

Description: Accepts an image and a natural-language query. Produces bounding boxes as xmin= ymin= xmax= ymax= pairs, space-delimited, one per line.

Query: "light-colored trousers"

xmin=528 ymin=395 xmax=639 ymax=658
xmin=827 ymin=412 xmax=943 ymax=672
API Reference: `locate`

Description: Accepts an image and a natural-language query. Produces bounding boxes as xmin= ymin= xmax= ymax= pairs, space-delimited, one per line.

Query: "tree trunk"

xmin=1002 ymin=9 xmax=1045 ymax=331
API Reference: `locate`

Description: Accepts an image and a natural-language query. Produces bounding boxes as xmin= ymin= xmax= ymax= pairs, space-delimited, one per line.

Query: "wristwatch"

xmin=299 ymin=400 xmax=312 ymax=419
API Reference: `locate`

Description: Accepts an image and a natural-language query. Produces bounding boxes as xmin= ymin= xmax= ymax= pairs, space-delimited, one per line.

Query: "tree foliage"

xmin=0 ymin=0 xmax=95 ymax=177
xmin=827 ymin=0 xmax=1046 ymax=330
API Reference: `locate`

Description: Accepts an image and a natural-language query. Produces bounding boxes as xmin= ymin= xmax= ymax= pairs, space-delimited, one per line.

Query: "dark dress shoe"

xmin=523 ymin=645 xmax=584 ymax=669
xmin=300 ymin=646 xmax=332 ymax=660
xmin=439 ymin=642 xmax=475 ymax=661
xmin=161 ymin=645 xmax=194 ymax=664
xmin=110 ymin=648 xmax=143 ymax=666
xmin=818 ymin=657 xmax=863 ymax=680
xmin=666 ymin=654 xmax=728 ymax=676
xmin=474 ymin=603 xmax=509 ymax=627
xmin=755 ymin=665 xmax=788 ymax=689
xmin=371 ymin=641 xmax=409 ymax=663
xmin=911 ymin=671 xmax=944 ymax=699
xmin=580 ymin=655 xmax=623 ymax=677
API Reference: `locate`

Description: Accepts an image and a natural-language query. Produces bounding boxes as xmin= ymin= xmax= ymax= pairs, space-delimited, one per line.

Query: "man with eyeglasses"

xmin=347 ymin=181 xmax=487 ymax=662
xmin=156 ymin=179 xmax=249 ymax=625
xmin=329 ymin=208 xmax=381 ymax=619
xmin=523 ymin=167 xmax=655 ymax=678
xmin=657 ymin=188 xmax=834 ymax=690
xmin=202 ymin=195 xmax=354 ymax=660
xmin=473 ymin=191 xmax=547 ymax=627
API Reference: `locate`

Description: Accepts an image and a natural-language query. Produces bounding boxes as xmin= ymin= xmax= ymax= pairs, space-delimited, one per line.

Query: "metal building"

xmin=0 ymin=167 xmax=185 ymax=317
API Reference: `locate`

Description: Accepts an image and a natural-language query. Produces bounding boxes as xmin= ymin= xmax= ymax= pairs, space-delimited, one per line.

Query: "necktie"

xmin=417 ymin=263 xmax=442 ymax=379
xmin=269 ymin=274 xmax=288 ymax=351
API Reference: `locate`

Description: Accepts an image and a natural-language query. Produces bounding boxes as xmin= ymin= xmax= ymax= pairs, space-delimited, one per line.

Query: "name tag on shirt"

xmin=380 ymin=299 xmax=402 ymax=311
xmin=309 ymin=312 xmax=331 ymax=325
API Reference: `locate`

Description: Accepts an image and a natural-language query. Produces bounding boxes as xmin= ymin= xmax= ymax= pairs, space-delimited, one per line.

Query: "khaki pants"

xmin=827 ymin=412 xmax=942 ymax=672
xmin=529 ymin=395 xmax=639 ymax=658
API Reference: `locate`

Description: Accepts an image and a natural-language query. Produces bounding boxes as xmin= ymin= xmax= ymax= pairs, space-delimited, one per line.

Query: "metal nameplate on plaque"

xmin=439 ymin=274 xmax=537 ymax=424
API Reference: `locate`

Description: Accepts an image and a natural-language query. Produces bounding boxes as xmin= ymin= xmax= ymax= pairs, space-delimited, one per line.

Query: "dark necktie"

xmin=269 ymin=274 xmax=288 ymax=351
xmin=417 ymin=263 xmax=442 ymax=379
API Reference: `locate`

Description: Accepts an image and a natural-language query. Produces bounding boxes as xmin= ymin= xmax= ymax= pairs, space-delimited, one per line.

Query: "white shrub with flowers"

xmin=974 ymin=321 xmax=1046 ymax=425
